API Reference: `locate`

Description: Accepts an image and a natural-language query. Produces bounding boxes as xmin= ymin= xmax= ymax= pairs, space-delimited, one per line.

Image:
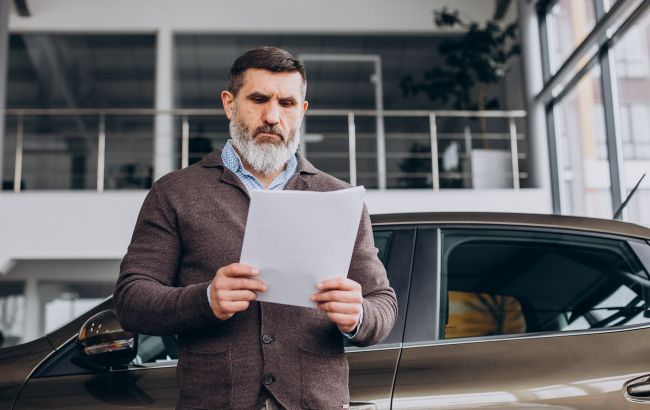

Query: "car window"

xmin=131 ymin=334 xmax=178 ymax=365
xmin=440 ymin=228 xmax=650 ymax=340
xmin=345 ymin=226 xmax=415 ymax=347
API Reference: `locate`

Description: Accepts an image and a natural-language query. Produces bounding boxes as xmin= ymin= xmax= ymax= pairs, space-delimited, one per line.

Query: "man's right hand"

xmin=210 ymin=263 xmax=267 ymax=320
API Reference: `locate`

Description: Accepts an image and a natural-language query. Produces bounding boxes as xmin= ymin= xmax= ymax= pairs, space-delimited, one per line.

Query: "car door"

xmin=393 ymin=225 xmax=650 ymax=409
xmin=13 ymin=225 xmax=415 ymax=410
xmin=348 ymin=225 xmax=416 ymax=410
xmin=13 ymin=332 xmax=180 ymax=409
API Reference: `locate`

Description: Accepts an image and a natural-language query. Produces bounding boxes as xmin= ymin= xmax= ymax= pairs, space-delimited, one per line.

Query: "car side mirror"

xmin=75 ymin=309 xmax=138 ymax=369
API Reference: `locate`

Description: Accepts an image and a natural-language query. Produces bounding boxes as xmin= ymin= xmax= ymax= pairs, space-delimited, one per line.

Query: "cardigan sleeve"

xmin=346 ymin=206 xmax=398 ymax=346
xmin=113 ymin=181 xmax=221 ymax=335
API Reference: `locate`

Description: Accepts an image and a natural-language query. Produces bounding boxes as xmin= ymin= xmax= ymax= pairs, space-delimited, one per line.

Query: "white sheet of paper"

xmin=240 ymin=186 xmax=366 ymax=308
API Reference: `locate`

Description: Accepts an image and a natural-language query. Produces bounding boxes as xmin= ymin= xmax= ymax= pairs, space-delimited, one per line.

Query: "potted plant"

xmin=400 ymin=8 xmax=520 ymax=189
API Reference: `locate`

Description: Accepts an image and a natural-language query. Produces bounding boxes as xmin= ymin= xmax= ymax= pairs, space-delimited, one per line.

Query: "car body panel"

xmin=15 ymin=366 xmax=178 ymax=409
xmin=393 ymin=326 xmax=650 ymax=409
xmin=0 ymin=339 xmax=53 ymax=410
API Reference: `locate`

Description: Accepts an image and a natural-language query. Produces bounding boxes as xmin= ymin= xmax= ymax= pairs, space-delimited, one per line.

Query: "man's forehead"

xmin=240 ymin=69 xmax=305 ymax=97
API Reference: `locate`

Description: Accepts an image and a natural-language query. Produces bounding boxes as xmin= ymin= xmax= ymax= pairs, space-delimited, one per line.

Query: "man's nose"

xmin=262 ymin=103 xmax=280 ymax=125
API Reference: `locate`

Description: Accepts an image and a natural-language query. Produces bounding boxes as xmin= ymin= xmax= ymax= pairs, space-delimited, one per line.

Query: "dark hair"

xmin=227 ymin=47 xmax=306 ymax=96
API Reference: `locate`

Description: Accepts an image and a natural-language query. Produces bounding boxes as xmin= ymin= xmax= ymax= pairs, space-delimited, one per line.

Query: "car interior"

xmin=441 ymin=230 xmax=650 ymax=339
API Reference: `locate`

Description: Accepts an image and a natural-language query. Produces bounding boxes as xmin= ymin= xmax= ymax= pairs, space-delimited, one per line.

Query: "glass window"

xmin=613 ymin=9 xmax=650 ymax=227
xmin=39 ymin=281 xmax=114 ymax=336
xmin=0 ymin=282 xmax=25 ymax=348
xmin=347 ymin=227 xmax=415 ymax=346
xmin=554 ymin=66 xmax=613 ymax=218
xmin=440 ymin=229 xmax=650 ymax=340
xmin=614 ymin=23 xmax=650 ymax=78
xmin=546 ymin=0 xmax=597 ymax=74
xmin=7 ymin=34 xmax=155 ymax=109
xmin=132 ymin=334 xmax=178 ymax=365
xmin=5 ymin=34 xmax=156 ymax=191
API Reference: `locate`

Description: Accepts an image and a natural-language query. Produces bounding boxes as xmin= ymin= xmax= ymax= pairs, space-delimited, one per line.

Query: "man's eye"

xmin=280 ymin=101 xmax=295 ymax=107
xmin=253 ymin=97 xmax=266 ymax=103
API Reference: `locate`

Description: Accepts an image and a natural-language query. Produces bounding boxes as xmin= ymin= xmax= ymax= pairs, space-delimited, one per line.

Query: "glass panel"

xmin=133 ymin=334 xmax=178 ymax=365
xmin=173 ymin=115 xmax=230 ymax=169
xmin=38 ymin=281 xmax=114 ymax=337
xmin=613 ymin=9 xmax=650 ymax=227
xmin=0 ymin=282 xmax=25 ymax=348
xmin=368 ymin=227 xmax=415 ymax=346
xmin=175 ymin=34 xmax=514 ymax=111
xmin=554 ymin=67 xmax=613 ymax=218
xmin=2 ymin=116 xmax=17 ymax=190
xmin=546 ymin=0 xmax=598 ymax=74
xmin=21 ymin=115 xmax=99 ymax=190
xmin=435 ymin=117 xmax=521 ymax=189
xmin=6 ymin=34 xmax=155 ymax=109
xmin=188 ymin=116 xmax=230 ymax=166
xmin=354 ymin=116 xmax=378 ymax=189
xmin=105 ymin=115 xmax=154 ymax=190
xmin=440 ymin=229 xmax=650 ymax=340
xmin=385 ymin=116 xmax=431 ymax=189
xmin=303 ymin=60 xmax=376 ymax=110
xmin=302 ymin=116 xmax=350 ymax=183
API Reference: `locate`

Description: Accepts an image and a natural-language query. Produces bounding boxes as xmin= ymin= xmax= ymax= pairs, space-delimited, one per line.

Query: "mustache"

xmin=252 ymin=124 xmax=285 ymax=141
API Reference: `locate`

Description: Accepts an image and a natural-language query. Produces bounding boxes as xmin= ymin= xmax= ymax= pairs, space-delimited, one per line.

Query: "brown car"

xmin=2 ymin=212 xmax=650 ymax=409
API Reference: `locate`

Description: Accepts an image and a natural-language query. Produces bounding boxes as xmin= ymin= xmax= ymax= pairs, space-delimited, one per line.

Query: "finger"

xmin=312 ymin=290 xmax=362 ymax=304
xmin=221 ymin=263 xmax=260 ymax=278
xmin=216 ymin=289 xmax=258 ymax=302
xmin=325 ymin=312 xmax=359 ymax=328
xmin=316 ymin=301 xmax=362 ymax=314
xmin=218 ymin=277 xmax=267 ymax=292
xmin=317 ymin=277 xmax=360 ymax=291
xmin=219 ymin=300 xmax=251 ymax=313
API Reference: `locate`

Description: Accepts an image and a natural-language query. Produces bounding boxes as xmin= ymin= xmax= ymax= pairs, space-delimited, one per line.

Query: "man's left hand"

xmin=312 ymin=277 xmax=363 ymax=334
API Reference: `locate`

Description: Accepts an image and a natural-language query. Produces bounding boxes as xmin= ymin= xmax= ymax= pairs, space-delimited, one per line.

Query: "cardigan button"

xmin=262 ymin=335 xmax=274 ymax=344
xmin=263 ymin=375 xmax=275 ymax=385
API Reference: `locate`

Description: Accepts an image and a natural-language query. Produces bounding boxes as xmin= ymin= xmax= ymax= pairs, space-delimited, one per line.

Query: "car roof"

xmin=370 ymin=212 xmax=650 ymax=240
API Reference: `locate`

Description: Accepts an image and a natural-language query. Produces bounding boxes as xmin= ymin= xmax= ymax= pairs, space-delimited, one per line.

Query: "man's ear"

xmin=302 ymin=100 xmax=309 ymax=117
xmin=221 ymin=91 xmax=235 ymax=120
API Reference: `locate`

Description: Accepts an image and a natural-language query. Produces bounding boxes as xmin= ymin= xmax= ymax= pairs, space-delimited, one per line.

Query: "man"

xmin=114 ymin=47 xmax=397 ymax=410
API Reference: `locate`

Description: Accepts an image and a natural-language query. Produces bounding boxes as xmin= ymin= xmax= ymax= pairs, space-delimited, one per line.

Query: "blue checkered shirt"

xmin=221 ymin=140 xmax=297 ymax=192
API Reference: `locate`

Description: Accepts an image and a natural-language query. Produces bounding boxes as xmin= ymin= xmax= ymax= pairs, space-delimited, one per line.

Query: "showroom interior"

xmin=0 ymin=0 xmax=648 ymax=348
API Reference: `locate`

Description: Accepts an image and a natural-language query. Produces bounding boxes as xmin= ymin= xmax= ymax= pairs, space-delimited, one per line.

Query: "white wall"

xmin=0 ymin=192 xmax=144 ymax=273
xmin=9 ymin=0 xmax=495 ymax=33
xmin=0 ymin=188 xmax=551 ymax=273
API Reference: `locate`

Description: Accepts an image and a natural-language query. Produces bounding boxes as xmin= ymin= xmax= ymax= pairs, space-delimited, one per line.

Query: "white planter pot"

xmin=471 ymin=149 xmax=513 ymax=189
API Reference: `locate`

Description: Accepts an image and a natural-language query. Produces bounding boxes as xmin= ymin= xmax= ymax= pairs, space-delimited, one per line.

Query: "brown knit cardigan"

xmin=114 ymin=148 xmax=397 ymax=410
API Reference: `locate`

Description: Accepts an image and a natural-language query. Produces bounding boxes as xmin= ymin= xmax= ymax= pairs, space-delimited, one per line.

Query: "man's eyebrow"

xmin=279 ymin=96 xmax=297 ymax=104
xmin=246 ymin=92 xmax=270 ymax=100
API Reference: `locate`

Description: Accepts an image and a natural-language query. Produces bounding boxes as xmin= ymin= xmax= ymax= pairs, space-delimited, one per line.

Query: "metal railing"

xmin=2 ymin=108 xmax=527 ymax=192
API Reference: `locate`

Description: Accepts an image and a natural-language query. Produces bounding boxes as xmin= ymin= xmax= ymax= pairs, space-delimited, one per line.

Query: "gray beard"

xmin=229 ymin=118 xmax=301 ymax=176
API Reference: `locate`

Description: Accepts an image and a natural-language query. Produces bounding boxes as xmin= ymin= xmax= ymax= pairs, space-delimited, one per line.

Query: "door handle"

xmin=349 ymin=402 xmax=378 ymax=410
xmin=624 ymin=375 xmax=650 ymax=402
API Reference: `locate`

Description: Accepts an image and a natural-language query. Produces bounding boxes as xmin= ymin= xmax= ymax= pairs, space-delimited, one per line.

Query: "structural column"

xmin=154 ymin=28 xmax=175 ymax=181
xmin=22 ymin=278 xmax=39 ymax=343
xmin=0 ymin=0 xmax=10 ymax=187
xmin=517 ymin=0 xmax=553 ymax=207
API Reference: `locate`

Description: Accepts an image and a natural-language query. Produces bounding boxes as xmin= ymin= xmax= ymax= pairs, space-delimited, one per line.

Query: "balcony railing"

xmin=2 ymin=108 xmax=527 ymax=192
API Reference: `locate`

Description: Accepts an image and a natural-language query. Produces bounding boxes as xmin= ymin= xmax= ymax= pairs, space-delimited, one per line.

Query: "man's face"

xmin=221 ymin=68 xmax=308 ymax=175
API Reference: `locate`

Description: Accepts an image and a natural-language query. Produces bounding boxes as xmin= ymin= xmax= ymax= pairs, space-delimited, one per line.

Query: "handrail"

xmin=3 ymin=109 xmax=527 ymax=192
xmin=3 ymin=108 xmax=527 ymax=118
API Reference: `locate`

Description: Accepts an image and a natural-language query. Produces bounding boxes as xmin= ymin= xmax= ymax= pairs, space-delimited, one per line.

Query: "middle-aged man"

xmin=114 ymin=47 xmax=397 ymax=410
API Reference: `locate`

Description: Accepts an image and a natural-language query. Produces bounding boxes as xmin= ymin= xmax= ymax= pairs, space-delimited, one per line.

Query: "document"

xmin=240 ymin=186 xmax=366 ymax=308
